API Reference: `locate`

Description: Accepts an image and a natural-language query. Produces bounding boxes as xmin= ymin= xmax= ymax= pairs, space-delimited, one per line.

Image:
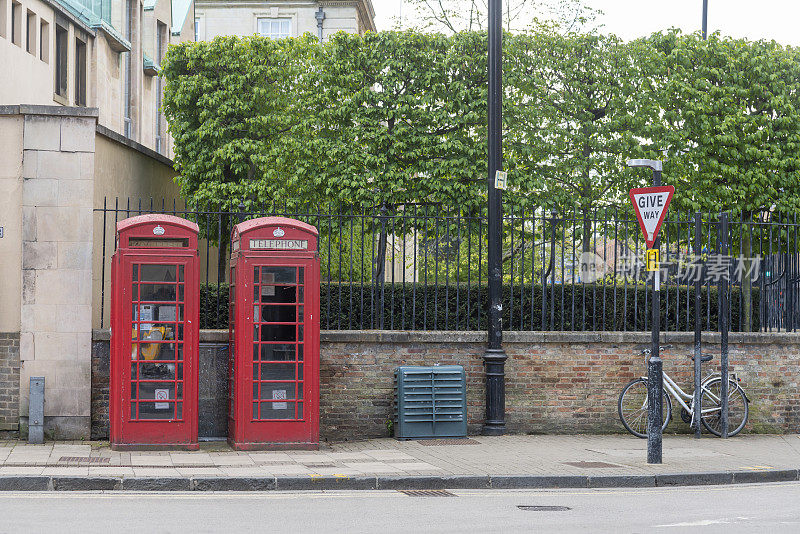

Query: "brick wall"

xmin=317 ymin=331 xmax=800 ymax=439
xmin=0 ymin=333 xmax=20 ymax=432
xmin=91 ymin=330 xmax=800 ymax=442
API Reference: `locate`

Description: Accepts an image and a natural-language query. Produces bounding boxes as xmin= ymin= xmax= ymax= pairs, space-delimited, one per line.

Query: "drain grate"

xmin=58 ymin=456 xmax=111 ymax=464
xmin=399 ymin=490 xmax=457 ymax=497
xmin=562 ymin=461 xmax=620 ymax=468
xmin=417 ymin=438 xmax=480 ymax=446
xmin=517 ymin=506 xmax=571 ymax=512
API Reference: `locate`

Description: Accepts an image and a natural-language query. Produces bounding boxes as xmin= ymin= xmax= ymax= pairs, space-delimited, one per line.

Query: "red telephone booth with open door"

xmin=110 ymin=215 xmax=200 ymax=450
xmin=228 ymin=217 xmax=320 ymax=450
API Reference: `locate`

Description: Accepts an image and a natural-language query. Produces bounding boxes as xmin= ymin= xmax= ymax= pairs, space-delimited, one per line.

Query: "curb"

xmin=0 ymin=470 xmax=796 ymax=492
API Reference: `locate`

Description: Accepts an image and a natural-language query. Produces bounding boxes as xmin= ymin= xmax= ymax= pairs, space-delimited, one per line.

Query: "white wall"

xmin=196 ymin=1 xmax=363 ymax=41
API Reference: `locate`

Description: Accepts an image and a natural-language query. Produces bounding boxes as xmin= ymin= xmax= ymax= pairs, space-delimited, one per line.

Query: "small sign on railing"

xmin=494 ymin=170 xmax=508 ymax=190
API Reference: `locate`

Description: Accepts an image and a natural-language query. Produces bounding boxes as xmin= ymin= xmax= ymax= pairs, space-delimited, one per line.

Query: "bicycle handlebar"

xmin=639 ymin=344 xmax=673 ymax=355
xmin=636 ymin=345 xmax=713 ymax=363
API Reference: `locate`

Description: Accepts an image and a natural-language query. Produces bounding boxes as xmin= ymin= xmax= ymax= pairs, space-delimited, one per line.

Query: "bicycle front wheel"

xmin=618 ymin=378 xmax=672 ymax=438
xmin=700 ymin=378 xmax=749 ymax=437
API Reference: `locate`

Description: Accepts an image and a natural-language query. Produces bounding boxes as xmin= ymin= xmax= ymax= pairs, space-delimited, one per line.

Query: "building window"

xmin=157 ymin=21 xmax=167 ymax=65
xmin=123 ymin=0 xmax=133 ymax=137
xmin=11 ymin=1 xmax=21 ymax=46
xmin=194 ymin=15 xmax=204 ymax=41
xmin=54 ymin=24 xmax=67 ymax=97
xmin=39 ymin=19 xmax=48 ymax=62
xmin=257 ymin=18 xmax=290 ymax=39
xmin=26 ymin=10 xmax=35 ymax=54
xmin=155 ymin=21 xmax=167 ymax=153
xmin=75 ymin=37 xmax=86 ymax=106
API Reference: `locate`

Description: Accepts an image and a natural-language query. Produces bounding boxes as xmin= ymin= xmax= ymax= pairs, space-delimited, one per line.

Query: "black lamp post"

xmin=702 ymin=0 xmax=708 ymax=39
xmin=483 ymin=0 xmax=507 ymax=436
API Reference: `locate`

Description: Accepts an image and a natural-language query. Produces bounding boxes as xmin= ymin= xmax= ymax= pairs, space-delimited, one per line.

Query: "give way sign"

xmin=629 ymin=186 xmax=675 ymax=248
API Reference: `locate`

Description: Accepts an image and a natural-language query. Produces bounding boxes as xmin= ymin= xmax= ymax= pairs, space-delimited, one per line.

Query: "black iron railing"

xmin=94 ymin=198 xmax=800 ymax=333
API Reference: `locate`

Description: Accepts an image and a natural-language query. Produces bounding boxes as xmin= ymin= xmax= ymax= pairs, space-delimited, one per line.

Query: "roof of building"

xmin=235 ymin=217 xmax=319 ymax=238
xmin=171 ymin=0 xmax=194 ymax=34
xmin=51 ymin=0 xmax=132 ymax=51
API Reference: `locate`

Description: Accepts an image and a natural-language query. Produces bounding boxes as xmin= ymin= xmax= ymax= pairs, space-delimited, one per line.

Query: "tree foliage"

xmin=305 ymin=31 xmax=488 ymax=217
xmin=161 ymin=35 xmax=318 ymax=213
xmin=504 ymin=30 xmax=661 ymax=215
xmin=649 ymin=31 xmax=800 ymax=216
xmin=163 ymin=28 xmax=800 ymax=228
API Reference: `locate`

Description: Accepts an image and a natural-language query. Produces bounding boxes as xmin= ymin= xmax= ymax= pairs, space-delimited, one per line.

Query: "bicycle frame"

xmin=638 ymin=371 xmax=728 ymax=427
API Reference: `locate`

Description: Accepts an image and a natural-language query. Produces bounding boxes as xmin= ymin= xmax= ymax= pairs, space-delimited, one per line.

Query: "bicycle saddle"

xmin=689 ymin=354 xmax=713 ymax=363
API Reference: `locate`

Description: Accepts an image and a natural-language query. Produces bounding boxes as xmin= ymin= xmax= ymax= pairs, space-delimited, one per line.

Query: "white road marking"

xmin=655 ymin=517 xmax=750 ymax=527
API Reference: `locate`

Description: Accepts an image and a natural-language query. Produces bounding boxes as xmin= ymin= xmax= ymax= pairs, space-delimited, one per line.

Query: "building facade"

xmin=0 ymin=0 xmax=194 ymax=156
xmin=0 ymin=0 xmax=193 ymax=438
xmin=195 ymin=0 xmax=374 ymax=42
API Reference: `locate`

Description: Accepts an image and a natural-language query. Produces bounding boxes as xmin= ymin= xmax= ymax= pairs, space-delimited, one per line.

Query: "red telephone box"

xmin=110 ymin=215 xmax=200 ymax=450
xmin=228 ymin=217 xmax=320 ymax=450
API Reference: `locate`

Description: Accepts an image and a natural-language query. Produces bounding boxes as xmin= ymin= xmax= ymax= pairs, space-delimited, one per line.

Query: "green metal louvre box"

xmin=393 ymin=365 xmax=467 ymax=439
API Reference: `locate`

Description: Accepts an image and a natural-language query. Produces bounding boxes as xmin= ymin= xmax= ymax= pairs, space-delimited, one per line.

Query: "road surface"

xmin=0 ymin=482 xmax=798 ymax=533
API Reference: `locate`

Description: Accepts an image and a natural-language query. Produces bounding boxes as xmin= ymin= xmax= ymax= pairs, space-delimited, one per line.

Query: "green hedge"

xmin=200 ymin=284 xmax=230 ymax=329
xmin=200 ymin=283 xmax=760 ymax=332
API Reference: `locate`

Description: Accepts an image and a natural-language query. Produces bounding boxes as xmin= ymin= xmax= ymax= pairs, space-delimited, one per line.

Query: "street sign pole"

xmin=720 ymin=212 xmax=729 ymax=438
xmin=648 ymin=168 xmax=663 ymax=464
xmin=693 ymin=212 xmax=703 ymax=439
xmin=627 ymin=160 xmax=673 ymax=465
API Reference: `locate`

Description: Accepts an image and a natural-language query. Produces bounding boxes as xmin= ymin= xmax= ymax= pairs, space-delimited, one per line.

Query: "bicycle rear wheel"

xmin=700 ymin=378 xmax=749 ymax=437
xmin=618 ymin=378 xmax=672 ymax=438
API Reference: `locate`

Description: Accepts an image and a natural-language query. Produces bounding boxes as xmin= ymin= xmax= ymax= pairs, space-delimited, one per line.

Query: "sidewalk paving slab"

xmin=0 ymin=434 xmax=796 ymax=491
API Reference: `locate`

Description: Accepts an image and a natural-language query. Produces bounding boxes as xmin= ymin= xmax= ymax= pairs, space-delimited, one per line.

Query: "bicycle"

xmin=618 ymin=345 xmax=750 ymax=438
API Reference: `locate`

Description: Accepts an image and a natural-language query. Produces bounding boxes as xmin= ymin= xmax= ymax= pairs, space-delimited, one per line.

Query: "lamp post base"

xmin=481 ymin=347 xmax=507 ymax=436
xmin=647 ymin=356 xmax=663 ymax=464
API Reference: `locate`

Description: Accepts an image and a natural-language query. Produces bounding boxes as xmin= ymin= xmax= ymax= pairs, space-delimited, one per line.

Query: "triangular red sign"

xmin=629 ymin=186 xmax=675 ymax=248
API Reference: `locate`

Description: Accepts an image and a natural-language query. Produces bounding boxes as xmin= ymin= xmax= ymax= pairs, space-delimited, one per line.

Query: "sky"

xmin=373 ymin=1 xmax=800 ymax=46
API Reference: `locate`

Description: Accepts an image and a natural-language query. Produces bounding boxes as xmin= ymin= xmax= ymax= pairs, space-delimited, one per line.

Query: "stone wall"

xmin=90 ymin=330 xmax=800 ymax=442
xmin=0 ymin=333 xmax=21 ymax=432
xmin=0 ymin=105 xmax=184 ymax=439
xmin=90 ymin=339 xmax=109 ymax=440
xmin=19 ymin=107 xmax=98 ymax=439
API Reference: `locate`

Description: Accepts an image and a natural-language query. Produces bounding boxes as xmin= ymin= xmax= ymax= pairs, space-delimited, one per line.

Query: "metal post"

xmin=720 ymin=212 xmax=729 ymax=437
xmin=647 ymin=168 xmax=663 ymax=463
xmin=100 ymin=197 xmax=108 ymax=329
xmin=315 ymin=7 xmax=325 ymax=42
xmin=482 ymin=0 xmax=507 ymax=436
xmin=28 ymin=377 xmax=45 ymax=444
xmin=702 ymin=0 xmax=708 ymax=39
xmin=693 ymin=212 xmax=702 ymax=438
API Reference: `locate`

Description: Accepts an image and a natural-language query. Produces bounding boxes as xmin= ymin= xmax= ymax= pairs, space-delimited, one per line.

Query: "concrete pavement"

xmin=0 ymin=434 xmax=799 ymax=490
